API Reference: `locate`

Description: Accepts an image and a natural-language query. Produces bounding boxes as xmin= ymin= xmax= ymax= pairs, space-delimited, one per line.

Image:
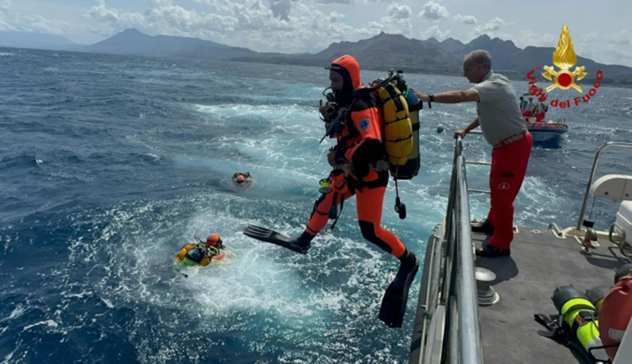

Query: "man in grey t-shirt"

xmin=416 ymin=50 xmax=533 ymax=258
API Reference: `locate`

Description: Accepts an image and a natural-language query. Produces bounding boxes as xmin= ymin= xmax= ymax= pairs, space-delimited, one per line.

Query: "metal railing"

xmin=449 ymin=137 xmax=484 ymax=364
xmin=576 ymin=141 xmax=632 ymax=230
xmin=454 ymin=151 xmax=484 ymax=364
xmin=409 ymin=136 xmax=484 ymax=364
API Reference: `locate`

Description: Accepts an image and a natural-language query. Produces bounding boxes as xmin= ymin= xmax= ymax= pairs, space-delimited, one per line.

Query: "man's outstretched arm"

xmin=415 ymin=89 xmax=480 ymax=104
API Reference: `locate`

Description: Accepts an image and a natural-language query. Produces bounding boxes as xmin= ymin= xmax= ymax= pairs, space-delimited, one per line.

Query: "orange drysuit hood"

xmin=329 ymin=55 xmax=361 ymax=91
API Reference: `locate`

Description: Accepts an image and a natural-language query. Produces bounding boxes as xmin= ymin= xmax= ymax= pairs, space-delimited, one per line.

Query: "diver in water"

xmin=232 ymin=172 xmax=252 ymax=186
xmin=243 ymin=55 xmax=419 ymax=328
xmin=175 ymin=234 xmax=224 ymax=267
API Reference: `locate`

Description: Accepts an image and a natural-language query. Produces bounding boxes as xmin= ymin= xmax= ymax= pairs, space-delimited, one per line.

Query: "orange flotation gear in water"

xmin=233 ymin=172 xmax=251 ymax=185
xmin=599 ymin=269 xmax=632 ymax=360
xmin=206 ymin=234 xmax=221 ymax=246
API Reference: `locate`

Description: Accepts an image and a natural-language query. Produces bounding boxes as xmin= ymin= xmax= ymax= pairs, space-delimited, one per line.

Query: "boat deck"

xmin=473 ymin=227 xmax=629 ymax=364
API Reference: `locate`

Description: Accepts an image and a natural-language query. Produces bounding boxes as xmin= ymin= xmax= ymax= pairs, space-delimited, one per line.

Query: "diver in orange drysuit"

xmin=244 ymin=55 xmax=419 ymax=328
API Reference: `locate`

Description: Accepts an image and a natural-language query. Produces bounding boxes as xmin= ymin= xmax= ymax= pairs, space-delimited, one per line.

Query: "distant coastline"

xmin=2 ymin=28 xmax=631 ymax=89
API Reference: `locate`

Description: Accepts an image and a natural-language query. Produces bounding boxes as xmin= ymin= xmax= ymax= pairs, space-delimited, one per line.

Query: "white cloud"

xmin=386 ymin=4 xmax=412 ymax=20
xmin=87 ymin=0 xmax=414 ymax=53
xmin=474 ymin=17 xmax=510 ymax=34
xmin=367 ymin=19 xmax=413 ymax=39
xmin=0 ymin=0 xmax=72 ymax=34
xmin=511 ymin=29 xmax=557 ymax=48
xmin=0 ymin=19 xmax=16 ymax=32
xmin=21 ymin=14 xmax=71 ymax=35
xmin=269 ymin=0 xmax=293 ymax=21
xmin=608 ymin=29 xmax=631 ymax=45
xmin=581 ymin=32 xmax=599 ymax=43
xmin=420 ymin=1 xmax=449 ymax=21
xmin=0 ymin=0 xmax=11 ymax=12
xmin=489 ymin=29 xmax=632 ymax=67
xmin=454 ymin=14 xmax=477 ymax=25
xmin=364 ymin=4 xmax=417 ymax=38
xmin=604 ymin=46 xmax=632 ymax=62
xmin=148 ymin=0 xmax=172 ymax=6
xmin=5 ymin=0 xmax=630 ymax=68
xmin=575 ymin=31 xmax=632 ymax=66
xmin=89 ymin=0 xmax=147 ymax=30
xmin=420 ymin=25 xmax=450 ymax=41
xmin=312 ymin=0 xmax=394 ymax=3
xmin=312 ymin=0 xmax=355 ymax=3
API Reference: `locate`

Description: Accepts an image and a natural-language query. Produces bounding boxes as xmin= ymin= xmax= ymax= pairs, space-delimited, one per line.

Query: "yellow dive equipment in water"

xmin=175 ymin=244 xmax=212 ymax=266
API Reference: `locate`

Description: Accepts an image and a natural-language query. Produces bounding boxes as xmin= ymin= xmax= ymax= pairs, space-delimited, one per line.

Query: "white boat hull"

xmin=525 ymin=117 xmax=568 ymax=143
xmin=529 ymin=129 xmax=567 ymax=142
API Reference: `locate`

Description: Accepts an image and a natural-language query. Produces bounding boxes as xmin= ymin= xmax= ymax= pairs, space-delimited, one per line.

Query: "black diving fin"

xmin=379 ymin=253 xmax=420 ymax=328
xmin=243 ymin=225 xmax=311 ymax=254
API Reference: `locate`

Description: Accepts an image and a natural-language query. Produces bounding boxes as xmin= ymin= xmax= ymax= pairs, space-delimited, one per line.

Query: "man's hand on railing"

xmin=454 ymin=129 xmax=468 ymax=139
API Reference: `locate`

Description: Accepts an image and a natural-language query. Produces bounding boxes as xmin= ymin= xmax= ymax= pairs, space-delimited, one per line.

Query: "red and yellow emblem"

xmin=542 ymin=24 xmax=587 ymax=93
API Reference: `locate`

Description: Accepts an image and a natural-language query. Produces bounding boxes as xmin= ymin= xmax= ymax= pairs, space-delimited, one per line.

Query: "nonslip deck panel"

xmin=473 ymin=228 xmax=627 ymax=364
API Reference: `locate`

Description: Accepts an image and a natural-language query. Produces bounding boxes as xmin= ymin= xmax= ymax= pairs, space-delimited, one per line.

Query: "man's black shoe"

xmin=471 ymin=219 xmax=495 ymax=235
xmin=476 ymin=244 xmax=510 ymax=258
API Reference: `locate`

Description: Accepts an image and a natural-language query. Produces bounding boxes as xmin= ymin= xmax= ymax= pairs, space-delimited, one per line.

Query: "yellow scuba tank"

xmin=552 ymin=285 xmax=610 ymax=362
xmin=397 ymin=85 xmax=421 ymax=180
xmin=369 ymin=70 xmax=421 ymax=180
xmin=175 ymin=244 xmax=196 ymax=262
xmin=368 ymin=70 xmax=422 ymax=220
xmin=371 ymin=76 xmax=413 ymax=169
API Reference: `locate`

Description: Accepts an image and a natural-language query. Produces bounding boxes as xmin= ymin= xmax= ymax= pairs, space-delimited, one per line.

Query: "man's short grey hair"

xmin=464 ymin=50 xmax=492 ymax=69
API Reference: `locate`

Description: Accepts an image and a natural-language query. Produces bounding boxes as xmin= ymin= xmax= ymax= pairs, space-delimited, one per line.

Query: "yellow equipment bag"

xmin=374 ymin=83 xmax=413 ymax=168
xmin=366 ymin=70 xmax=423 ymax=220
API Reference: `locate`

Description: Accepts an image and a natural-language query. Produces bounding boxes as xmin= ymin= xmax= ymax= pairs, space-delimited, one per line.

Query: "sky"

xmin=0 ymin=0 xmax=630 ymax=66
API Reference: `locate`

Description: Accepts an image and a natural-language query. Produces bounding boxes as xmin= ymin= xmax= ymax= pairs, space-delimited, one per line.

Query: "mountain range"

xmin=82 ymin=29 xmax=257 ymax=60
xmin=3 ymin=28 xmax=631 ymax=87
xmin=0 ymin=31 xmax=78 ymax=50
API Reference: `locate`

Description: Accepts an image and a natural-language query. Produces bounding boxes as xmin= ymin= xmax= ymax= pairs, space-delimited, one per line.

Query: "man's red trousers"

xmin=487 ymin=133 xmax=533 ymax=250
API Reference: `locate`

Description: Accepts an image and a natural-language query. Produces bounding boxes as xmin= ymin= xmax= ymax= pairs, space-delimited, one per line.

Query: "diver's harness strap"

xmin=330 ymin=193 xmax=344 ymax=230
